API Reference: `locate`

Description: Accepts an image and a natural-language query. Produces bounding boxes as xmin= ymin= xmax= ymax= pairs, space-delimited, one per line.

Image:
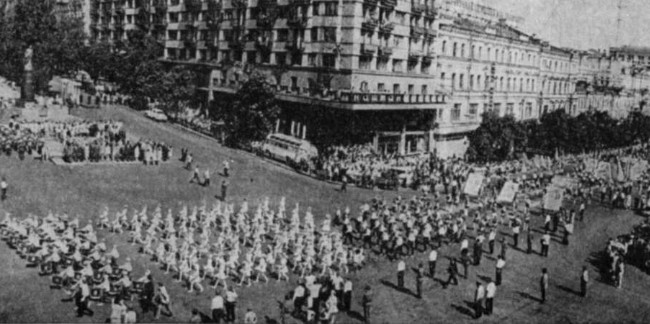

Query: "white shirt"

xmin=486 ymin=282 xmax=496 ymax=298
xmin=226 ymin=291 xmax=238 ymax=303
xmin=397 ymin=261 xmax=406 ymax=272
xmin=428 ymin=250 xmax=437 ymax=262
xmin=496 ymin=258 xmax=506 ymax=269
xmin=0 ymin=181 xmax=6 ymax=189
xmin=211 ymin=295 xmax=224 ymax=310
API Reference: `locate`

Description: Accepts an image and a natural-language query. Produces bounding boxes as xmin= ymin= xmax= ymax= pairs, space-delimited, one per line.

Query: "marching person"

xmin=428 ymin=248 xmax=437 ymax=278
xmin=189 ymin=164 xmax=201 ymax=184
xmin=212 ymin=290 xmax=225 ymax=323
xmin=223 ymin=160 xmax=230 ymax=177
xmin=495 ymin=255 xmax=505 ymax=286
xmin=580 ymin=266 xmax=589 ymax=297
xmin=1 ymin=177 xmax=7 ymax=201
xmin=204 ymin=168 xmax=211 ymax=187
xmin=474 ymin=281 xmax=485 ymax=319
xmin=485 ymin=279 xmax=496 ymax=315
xmin=221 ymin=180 xmax=229 ymax=202
xmin=526 ymin=229 xmax=533 ymax=254
xmin=541 ymin=231 xmax=551 ymax=257
xmin=362 ymin=286 xmax=372 ymax=323
xmin=540 ymin=268 xmax=549 ymax=304
xmin=414 ymin=263 xmax=424 ymax=299
xmin=225 ymin=286 xmax=238 ymax=323
xmin=397 ymin=259 xmax=406 ymax=289
xmin=154 ymin=282 xmax=173 ymax=319
xmin=444 ymin=259 xmax=459 ymax=288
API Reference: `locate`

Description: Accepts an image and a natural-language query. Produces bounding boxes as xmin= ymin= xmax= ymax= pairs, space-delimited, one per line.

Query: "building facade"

xmin=85 ymin=0 xmax=650 ymax=158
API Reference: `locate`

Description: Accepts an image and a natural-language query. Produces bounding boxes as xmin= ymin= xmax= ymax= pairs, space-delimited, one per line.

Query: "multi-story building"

xmin=84 ymin=0 xmax=650 ymax=158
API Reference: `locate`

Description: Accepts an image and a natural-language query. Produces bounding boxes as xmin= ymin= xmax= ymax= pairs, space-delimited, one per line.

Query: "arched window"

xmin=442 ymin=40 xmax=447 ymax=55
xmin=453 ymin=43 xmax=457 ymax=57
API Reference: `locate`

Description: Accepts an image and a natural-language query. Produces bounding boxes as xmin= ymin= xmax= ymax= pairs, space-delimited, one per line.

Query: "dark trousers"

xmin=513 ymin=234 xmax=519 ymax=248
xmin=76 ymin=297 xmax=93 ymax=317
xmin=485 ymin=297 xmax=493 ymax=315
xmin=496 ymin=268 xmax=502 ymax=285
xmin=489 ymin=240 xmax=495 ymax=254
xmin=541 ymin=287 xmax=546 ymax=303
xmin=221 ymin=188 xmax=227 ymax=201
xmin=225 ymin=302 xmax=236 ymax=322
xmin=224 ymin=168 xmax=229 ymax=177
xmin=429 ymin=261 xmax=436 ymax=277
xmin=474 ymin=300 xmax=483 ymax=318
xmin=363 ymin=304 xmax=370 ymax=323
xmin=416 ymin=279 xmax=422 ymax=298
xmin=1 ymin=188 xmax=6 ymax=201
xmin=204 ymin=178 xmax=211 ymax=187
xmin=397 ymin=270 xmax=404 ymax=288
xmin=212 ymin=308 xmax=223 ymax=323
xmin=541 ymin=244 xmax=549 ymax=257
xmin=527 ymin=239 xmax=532 ymax=254
xmin=581 ymin=280 xmax=587 ymax=297
xmin=343 ymin=291 xmax=352 ymax=311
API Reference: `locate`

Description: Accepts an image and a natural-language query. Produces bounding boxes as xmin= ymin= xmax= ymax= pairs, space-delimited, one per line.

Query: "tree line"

xmin=467 ymin=109 xmax=650 ymax=162
xmin=0 ymin=0 xmax=279 ymax=146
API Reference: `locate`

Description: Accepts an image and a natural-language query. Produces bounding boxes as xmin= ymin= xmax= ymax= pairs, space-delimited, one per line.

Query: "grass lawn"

xmin=0 ymin=105 xmax=649 ymax=323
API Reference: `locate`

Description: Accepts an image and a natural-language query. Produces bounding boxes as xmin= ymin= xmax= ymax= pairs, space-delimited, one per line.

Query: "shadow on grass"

xmin=451 ymin=303 xmax=474 ymax=318
xmin=346 ymin=310 xmax=365 ymax=322
xmin=517 ymin=291 xmax=541 ymax=303
xmin=587 ymin=249 xmax=612 ymax=284
xmin=379 ymin=279 xmax=413 ymax=296
xmin=557 ymin=285 xmax=580 ymax=296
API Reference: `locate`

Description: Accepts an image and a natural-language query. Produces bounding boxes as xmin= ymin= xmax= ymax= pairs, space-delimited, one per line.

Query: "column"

xmin=275 ymin=118 xmax=280 ymax=133
xmin=428 ymin=129 xmax=435 ymax=153
xmin=398 ymin=125 xmax=406 ymax=156
xmin=290 ymin=120 xmax=295 ymax=136
xmin=302 ymin=125 xmax=307 ymax=140
xmin=373 ymin=133 xmax=379 ymax=152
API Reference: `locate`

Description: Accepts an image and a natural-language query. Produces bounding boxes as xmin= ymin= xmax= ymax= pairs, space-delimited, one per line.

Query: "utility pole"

xmin=615 ymin=0 xmax=624 ymax=46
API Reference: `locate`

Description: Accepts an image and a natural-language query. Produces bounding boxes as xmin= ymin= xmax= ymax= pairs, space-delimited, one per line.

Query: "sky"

xmin=483 ymin=0 xmax=650 ymax=50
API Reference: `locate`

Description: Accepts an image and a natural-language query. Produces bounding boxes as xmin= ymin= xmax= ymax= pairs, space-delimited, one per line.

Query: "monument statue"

xmin=21 ymin=44 xmax=35 ymax=104
xmin=24 ymin=45 xmax=33 ymax=72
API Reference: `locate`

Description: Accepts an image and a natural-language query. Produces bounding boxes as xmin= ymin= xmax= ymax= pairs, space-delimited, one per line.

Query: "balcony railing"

xmin=410 ymin=26 xmax=425 ymax=38
xmin=361 ymin=43 xmax=378 ymax=55
xmin=290 ymin=0 xmax=311 ymax=6
xmin=412 ymin=3 xmax=426 ymax=14
xmin=287 ymin=16 xmax=308 ymax=28
xmin=338 ymin=91 xmax=446 ymax=104
xmin=245 ymin=41 xmax=256 ymax=51
xmin=379 ymin=22 xmax=394 ymax=33
xmin=379 ymin=46 xmax=393 ymax=57
xmin=232 ymin=0 xmax=247 ymax=8
xmin=362 ymin=18 xmax=379 ymax=31
xmin=425 ymin=7 xmax=436 ymax=18
xmin=363 ymin=0 xmax=379 ymax=6
xmin=286 ymin=39 xmax=304 ymax=52
xmin=381 ymin=0 xmax=397 ymax=9
xmin=409 ymin=48 xmax=423 ymax=58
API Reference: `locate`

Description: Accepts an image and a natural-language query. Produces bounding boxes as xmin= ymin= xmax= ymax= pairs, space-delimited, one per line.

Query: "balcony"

xmin=338 ymin=91 xmax=446 ymax=105
xmin=411 ymin=3 xmax=426 ymax=15
xmin=381 ymin=0 xmax=397 ymax=9
xmin=363 ymin=0 xmax=379 ymax=6
xmin=196 ymin=40 xmax=207 ymax=49
xmin=361 ymin=18 xmax=379 ymax=31
xmin=424 ymin=29 xmax=436 ymax=39
xmin=256 ymin=38 xmax=273 ymax=50
xmin=289 ymin=0 xmax=311 ymax=5
xmin=286 ymin=39 xmax=304 ymax=52
xmin=257 ymin=15 xmax=275 ymax=28
xmin=409 ymin=48 xmax=423 ymax=58
xmin=361 ymin=43 xmax=378 ymax=55
xmin=228 ymin=39 xmax=244 ymax=50
xmin=287 ymin=16 xmax=308 ymax=28
xmin=379 ymin=22 xmax=394 ymax=34
xmin=232 ymin=0 xmax=247 ymax=8
xmin=378 ymin=46 xmax=392 ymax=57
xmin=425 ymin=7 xmax=436 ymax=18
xmin=245 ymin=41 xmax=256 ymax=51
xmin=410 ymin=26 xmax=424 ymax=38
xmin=272 ymin=41 xmax=287 ymax=51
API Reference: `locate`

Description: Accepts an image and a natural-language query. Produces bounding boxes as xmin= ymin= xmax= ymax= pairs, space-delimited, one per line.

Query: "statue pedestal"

xmin=20 ymin=70 xmax=35 ymax=106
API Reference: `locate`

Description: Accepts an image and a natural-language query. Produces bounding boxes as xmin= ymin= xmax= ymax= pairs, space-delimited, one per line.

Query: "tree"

xmin=467 ymin=111 xmax=527 ymax=162
xmin=220 ymin=71 xmax=280 ymax=147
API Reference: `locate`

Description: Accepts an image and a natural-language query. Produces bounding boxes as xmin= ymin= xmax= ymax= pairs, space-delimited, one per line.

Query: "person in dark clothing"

xmin=445 ymin=259 xmax=459 ymax=287
xmin=221 ymin=180 xmax=228 ymax=201
xmin=141 ymin=275 xmax=155 ymax=313
xmin=362 ymin=286 xmax=372 ymax=323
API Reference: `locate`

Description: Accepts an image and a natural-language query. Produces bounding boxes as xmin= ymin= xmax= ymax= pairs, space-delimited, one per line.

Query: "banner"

xmin=584 ymin=158 xmax=598 ymax=173
xmin=497 ymin=181 xmax=520 ymax=203
xmin=463 ymin=173 xmax=485 ymax=197
xmin=594 ymin=161 xmax=612 ymax=181
xmin=543 ymin=186 xmax=564 ymax=211
xmin=551 ymin=175 xmax=579 ymax=191
xmin=630 ymin=161 xmax=648 ymax=181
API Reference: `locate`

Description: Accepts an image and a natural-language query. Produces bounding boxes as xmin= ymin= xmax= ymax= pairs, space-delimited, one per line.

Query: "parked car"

xmin=144 ymin=108 xmax=168 ymax=122
xmin=260 ymin=133 xmax=318 ymax=167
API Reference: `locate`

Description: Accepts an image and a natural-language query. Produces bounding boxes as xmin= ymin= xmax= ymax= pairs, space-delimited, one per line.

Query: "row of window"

xmin=450 ymin=102 xmax=536 ymax=121
xmin=440 ymin=40 xmax=571 ymax=72
xmin=443 ymin=72 xmax=573 ymax=95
